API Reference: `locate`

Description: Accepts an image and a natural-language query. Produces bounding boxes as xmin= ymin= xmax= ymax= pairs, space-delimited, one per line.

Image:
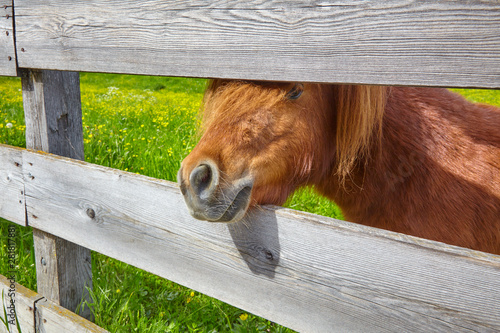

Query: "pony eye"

xmin=286 ymin=83 xmax=304 ymax=100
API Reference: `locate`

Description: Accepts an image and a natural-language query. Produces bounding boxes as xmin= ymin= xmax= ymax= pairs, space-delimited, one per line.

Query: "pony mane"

xmin=334 ymin=85 xmax=388 ymax=182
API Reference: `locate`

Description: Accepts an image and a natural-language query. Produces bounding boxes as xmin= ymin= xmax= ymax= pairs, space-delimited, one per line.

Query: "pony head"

xmin=178 ymin=80 xmax=386 ymax=222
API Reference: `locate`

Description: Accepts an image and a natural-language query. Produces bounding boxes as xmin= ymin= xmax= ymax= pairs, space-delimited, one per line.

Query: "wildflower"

xmin=239 ymin=313 xmax=248 ymax=321
xmin=116 ymin=289 xmax=121 ymax=293
xmin=6 ymin=122 xmax=13 ymax=128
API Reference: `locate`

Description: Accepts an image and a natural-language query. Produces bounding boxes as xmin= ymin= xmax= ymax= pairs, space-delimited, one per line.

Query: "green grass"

xmin=0 ymin=73 xmax=303 ymax=333
xmin=79 ymin=74 xmax=205 ymax=181
xmin=1 ymin=74 xmax=499 ymax=332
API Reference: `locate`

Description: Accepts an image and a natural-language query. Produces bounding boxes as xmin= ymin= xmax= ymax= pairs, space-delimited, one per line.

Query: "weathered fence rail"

xmin=2 ymin=144 xmax=500 ymax=332
xmin=9 ymin=0 xmax=500 ymax=88
xmin=0 ymin=274 xmax=107 ymax=333
xmin=1 ymin=0 xmax=500 ymax=332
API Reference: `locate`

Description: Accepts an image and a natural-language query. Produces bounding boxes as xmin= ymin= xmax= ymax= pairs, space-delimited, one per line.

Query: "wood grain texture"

xmin=12 ymin=0 xmax=500 ymax=88
xmin=13 ymin=146 xmax=500 ymax=333
xmin=21 ymin=69 xmax=92 ymax=321
xmin=0 ymin=0 xmax=16 ymax=76
xmin=21 ymin=70 xmax=84 ymax=160
xmin=0 ymin=274 xmax=108 ymax=333
xmin=0 ymin=145 xmax=25 ymax=225
xmin=35 ymin=298 xmax=108 ymax=333
xmin=0 ymin=273 xmax=42 ymax=333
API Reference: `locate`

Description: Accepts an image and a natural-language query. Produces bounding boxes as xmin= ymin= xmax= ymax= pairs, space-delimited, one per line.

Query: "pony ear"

xmin=334 ymin=85 xmax=388 ymax=182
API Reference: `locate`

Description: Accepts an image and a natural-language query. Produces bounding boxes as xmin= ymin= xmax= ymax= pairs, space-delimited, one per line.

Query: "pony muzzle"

xmin=178 ymin=161 xmax=254 ymax=223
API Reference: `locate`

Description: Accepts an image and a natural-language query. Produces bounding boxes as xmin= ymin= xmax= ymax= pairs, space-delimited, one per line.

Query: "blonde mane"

xmin=334 ymin=85 xmax=388 ymax=181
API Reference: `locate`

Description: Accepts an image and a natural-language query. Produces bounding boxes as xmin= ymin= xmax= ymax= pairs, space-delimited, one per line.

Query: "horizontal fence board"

xmin=0 ymin=274 xmax=40 ymax=333
xmin=0 ymin=274 xmax=108 ymax=333
xmin=0 ymin=0 xmax=16 ymax=76
xmin=35 ymin=298 xmax=108 ymax=333
xmin=0 ymin=144 xmax=494 ymax=332
xmin=0 ymin=145 xmax=25 ymax=225
xmin=14 ymin=0 xmax=500 ymax=88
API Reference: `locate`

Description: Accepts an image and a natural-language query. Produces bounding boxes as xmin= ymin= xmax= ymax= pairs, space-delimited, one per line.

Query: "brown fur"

xmin=181 ymin=81 xmax=500 ymax=254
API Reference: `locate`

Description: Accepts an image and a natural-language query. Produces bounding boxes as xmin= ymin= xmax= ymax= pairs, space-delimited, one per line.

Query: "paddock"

xmin=1 ymin=1 xmax=500 ymax=332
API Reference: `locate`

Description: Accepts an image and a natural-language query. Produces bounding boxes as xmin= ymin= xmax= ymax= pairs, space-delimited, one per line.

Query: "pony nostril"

xmin=189 ymin=164 xmax=217 ymax=198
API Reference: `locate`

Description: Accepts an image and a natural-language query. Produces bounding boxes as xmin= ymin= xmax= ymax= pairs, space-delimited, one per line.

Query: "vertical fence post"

xmin=20 ymin=69 xmax=93 ymax=320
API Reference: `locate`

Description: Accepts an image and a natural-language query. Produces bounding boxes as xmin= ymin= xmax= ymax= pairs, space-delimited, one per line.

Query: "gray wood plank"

xmin=0 ymin=273 xmax=41 ymax=333
xmin=21 ymin=69 xmax=92 ymax=321
xmin=21 ymin=70 xmax=84 ymax=160
xmin=0 ymin=273 xmax=108 ymax=333
xmin=0 ymin=0 xmax=16 ymax=76
xmin=19 ymin=147 xmax=500 ymax=333
xmin=13 ymin=0 xmax=500 ymax=88
xmin=0 ymin=145 xmax=25 ymax=225
xmin=35 ymin=298 xmax=108 ymax=333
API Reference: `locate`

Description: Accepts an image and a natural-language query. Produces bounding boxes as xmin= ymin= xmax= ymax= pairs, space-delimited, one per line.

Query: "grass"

xmin=1 ymin=74 xmax=499 ymax=332
xmin=0 ymin=73 xmax=316 ymax=333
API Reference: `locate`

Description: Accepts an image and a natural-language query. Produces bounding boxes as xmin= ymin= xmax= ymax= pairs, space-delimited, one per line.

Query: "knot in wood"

xmin=86 ymin=208 xmax=96 ymax=219
xmin=264 ymin=250 xmax=274 ymax=261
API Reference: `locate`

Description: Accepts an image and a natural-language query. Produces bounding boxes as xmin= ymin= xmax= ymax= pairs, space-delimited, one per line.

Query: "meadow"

xmin=1 ymin=73 xmax=499 ymax=332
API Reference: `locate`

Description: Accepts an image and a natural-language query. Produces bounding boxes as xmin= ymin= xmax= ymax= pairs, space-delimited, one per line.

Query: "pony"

xmin=178 ymin=80 xmax=500 ymax=255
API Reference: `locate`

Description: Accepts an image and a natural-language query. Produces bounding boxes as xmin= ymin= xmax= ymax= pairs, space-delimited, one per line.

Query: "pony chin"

xmin=250 ymin=183 xmax=296 ymax=207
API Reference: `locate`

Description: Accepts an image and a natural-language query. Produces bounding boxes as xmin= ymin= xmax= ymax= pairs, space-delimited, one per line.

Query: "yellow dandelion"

xmin=239 ymin=313 xmax=248 ymax=321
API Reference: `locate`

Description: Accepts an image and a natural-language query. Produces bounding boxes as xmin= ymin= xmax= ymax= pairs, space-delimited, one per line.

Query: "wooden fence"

xmin=1 ymin=1 xmax=500 ymax=332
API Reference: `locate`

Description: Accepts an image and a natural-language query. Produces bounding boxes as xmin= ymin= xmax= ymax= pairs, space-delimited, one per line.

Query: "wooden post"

xmin=20 ymin=69 xmax=92 ymax=320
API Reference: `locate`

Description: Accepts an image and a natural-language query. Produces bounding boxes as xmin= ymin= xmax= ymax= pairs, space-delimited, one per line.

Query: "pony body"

xmin=178 ymin=81 xmax=500 ymax=255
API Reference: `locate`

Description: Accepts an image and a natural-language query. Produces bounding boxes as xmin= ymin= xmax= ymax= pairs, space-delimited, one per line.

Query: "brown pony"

xmin=178 ymin=80 xmax=500 ymax=255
